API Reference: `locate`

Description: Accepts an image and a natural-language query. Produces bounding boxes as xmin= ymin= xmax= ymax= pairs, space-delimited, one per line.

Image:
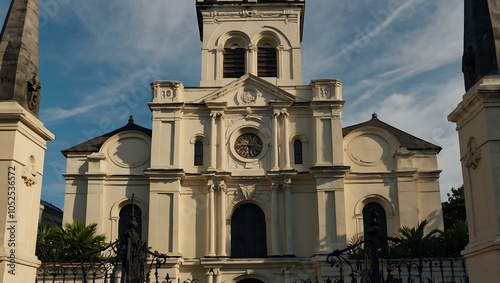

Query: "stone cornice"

xmin=144 ymin=168 xmax=185 ymax=180
xmin=0 ymin=102 xmax=54 ymax=142
xmin=448 ymin=75 xmax=500 ymax=128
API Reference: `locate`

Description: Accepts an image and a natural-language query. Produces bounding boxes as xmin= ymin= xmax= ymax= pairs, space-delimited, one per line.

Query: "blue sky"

xmin=0 ymin=0 xmax=464 ymax=210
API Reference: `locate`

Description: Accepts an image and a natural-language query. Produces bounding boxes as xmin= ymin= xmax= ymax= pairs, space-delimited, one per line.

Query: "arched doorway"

xmin=231 ymin=203 xmax=267 ymax=258
xmin=363 ymin=202 xmax=388 ymax=250
xmin=118 ymin=204 xmax=142 ymax=239
xmin=363 ymin=202 xmax=387 ymax=236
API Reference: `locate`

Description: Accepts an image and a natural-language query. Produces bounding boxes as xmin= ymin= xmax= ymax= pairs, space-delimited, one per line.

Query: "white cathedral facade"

xmin=61 ymin=1 xmax=444 ymax=282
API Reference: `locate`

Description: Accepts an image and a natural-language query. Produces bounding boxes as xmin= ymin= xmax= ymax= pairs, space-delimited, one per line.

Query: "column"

xmin=214 ymin=268 xmax=221 ymax=283
xmin=271 ymin=182 xmax=280 ymax=256
xmin=207 ymin=182 xmax=216 ymax=257
xmin=209 ymin=112 xmax=217 ymax=170
xmin=218 ymin=115 xmax=227 ymax=170
xmin=218 ymin=181 xmax=228 ymax=257
xmin=207 ymin=269 xmax=214 ymax=283
xmin=284 ymin=183 xmax=294 ymax=255
xmin=272 ymin=111 xmax=280 ymax=171
xmin=216 ymin=46 xmax=224 ymax=80
xmin=283 ymin=111 xmax=291 ymax=169
xmin=313 ymin=116 xmax=320 ymax=165
xmin=247 ymin=44 xmax=257 ymax=75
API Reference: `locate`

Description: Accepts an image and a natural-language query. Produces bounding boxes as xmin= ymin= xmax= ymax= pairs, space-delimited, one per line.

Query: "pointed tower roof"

xmin=61 ymin=117 xmax=152 ymax=157
xmin=0 ymin=0 xmax=42 ymax=116
xmin=343 ymin=113 xmax=441 ymax=152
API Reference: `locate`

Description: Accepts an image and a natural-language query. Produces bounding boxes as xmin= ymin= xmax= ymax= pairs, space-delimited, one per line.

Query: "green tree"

xmin=392 ymin=220 xmax=440 ymax=258
xmin=437 ymin=220 xmax=468 ymax=257
xmin=36 ymin=220 xmax=107 ymax=262
xmin=442 ymin=186 xmax=466 ymax=230
xmin=58 ymin=220 xmax=107 ymax=261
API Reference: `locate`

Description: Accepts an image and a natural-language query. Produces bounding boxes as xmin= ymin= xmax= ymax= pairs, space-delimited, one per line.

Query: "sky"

xmin=0 ymin=0 xmax=465 ymax=210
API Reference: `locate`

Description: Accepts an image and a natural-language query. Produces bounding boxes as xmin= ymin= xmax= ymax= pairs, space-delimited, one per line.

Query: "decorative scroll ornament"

xmin=207 ymin=183 xmax=216 ymax=192
xmin=239 ymin=184 xmax=256 ymax=200
xmin=218 ymin=180 xmax=228 ymax=194
xmin=465 ymin=143 xmax=481 ymax=169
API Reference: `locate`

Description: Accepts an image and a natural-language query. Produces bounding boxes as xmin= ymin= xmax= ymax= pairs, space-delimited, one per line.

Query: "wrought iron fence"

xmin=325 ymin=208 xmax=468 ymax=283
xmin=35 ymin=196 xmax=194 ymax=283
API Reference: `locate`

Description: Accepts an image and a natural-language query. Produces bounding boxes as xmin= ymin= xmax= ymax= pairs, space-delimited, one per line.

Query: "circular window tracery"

xmin=234 ymin=133 xmax=263 ymax=159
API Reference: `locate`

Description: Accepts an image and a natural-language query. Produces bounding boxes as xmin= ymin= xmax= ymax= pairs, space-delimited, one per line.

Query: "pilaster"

xmin=144 ymin=169 xmax=184 ymax=256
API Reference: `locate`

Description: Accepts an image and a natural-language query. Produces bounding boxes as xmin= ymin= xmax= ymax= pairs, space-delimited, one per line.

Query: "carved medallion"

xmin=239 ymin=88 xmax=258 ymax=105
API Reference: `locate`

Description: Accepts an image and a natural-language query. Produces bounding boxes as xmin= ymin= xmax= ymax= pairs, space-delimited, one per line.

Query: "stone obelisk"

xmin=448 ymin=1 xmax=500 ymax=281
xmin=0 ymin=0 xmax=54 ymax=282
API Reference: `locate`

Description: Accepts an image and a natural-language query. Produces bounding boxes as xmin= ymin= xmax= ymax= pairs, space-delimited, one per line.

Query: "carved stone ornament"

xmin=218 ymin=180 xmax=228 ymax=194
xmin=22 ymin=157 xmax=37 ymax=187
xmin=465 ymin=143 xmax=481 ymax=169
xmin=239 ymin=184 xmax=256 ymax=200
xmin=26 ymin=73 xmax=41 ymax=111
xmin=238 ymin=88 xmax=259 ymax=105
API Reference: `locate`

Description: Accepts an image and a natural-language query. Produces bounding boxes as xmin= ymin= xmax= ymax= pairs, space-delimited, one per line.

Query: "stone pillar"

xmin=272 ymin=111 xmax=280 ymax=171
xmin=283 ymin=111 xmax=292 ymax=169
xmin=284 ymin=182 xmax=294 ymax=255
xmin=218 ymin=114 xmax=226 ymax=170
xmin=209 ymin=112 xmax=218 ymax=170
xmin=270 ymin=182 xmax=280 ymax=256
xmin=248 ymin=44 xmax=257 ymax=75
xmin=449 ymin=75 xmax=500 ymax=281
xmin=214 ymin=268 xmax=221 ymax=283
xmin=218 ymin=181 xmax=228 ymax=257
xmin=207 ymin=269 xmax=214 ymax=283
xmin=206 ymin=182 xmax=216 ymax=257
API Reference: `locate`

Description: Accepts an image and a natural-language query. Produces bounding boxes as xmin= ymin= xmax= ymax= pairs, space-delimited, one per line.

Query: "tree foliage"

xmin=390 ymin=220 xmax=468 ymax=258
xmin=36 ymin=220 xmax=107 ymax=262
xmin=442 ymin=185 xmax=466 ymax=230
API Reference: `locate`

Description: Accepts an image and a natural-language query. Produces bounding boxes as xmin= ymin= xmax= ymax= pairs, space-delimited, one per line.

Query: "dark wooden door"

xmin=231 ymin=203 xmax=267 ymax=258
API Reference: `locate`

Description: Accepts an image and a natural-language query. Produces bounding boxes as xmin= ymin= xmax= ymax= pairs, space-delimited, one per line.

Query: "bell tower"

xmin=196 ymin=0 xmax=305 ymax=87
xmin=0 ymin=0 xmax=54 ymax=282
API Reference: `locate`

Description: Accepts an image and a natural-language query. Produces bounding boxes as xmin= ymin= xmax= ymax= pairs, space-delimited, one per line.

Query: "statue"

xmin=462 ymin=0 xmax=500 ymax=91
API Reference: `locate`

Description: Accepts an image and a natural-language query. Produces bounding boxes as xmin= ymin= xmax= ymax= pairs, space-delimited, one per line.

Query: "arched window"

xmin=362 ymin=202 xmax=387 ymax=249
xmin=294 ymin=139 xmax=303 ymax=164
xmin=224 ymin=43 xmax=245 ymax=78
xmin=118 ymin=204 xmax=142 ymax=239
xmin=194 ymin=140 xmax=203 ymax=166
xmin=231 ymin=203 xmax=267 ymax=258
xmin=257 ymin=43 xmax=277 ymax=77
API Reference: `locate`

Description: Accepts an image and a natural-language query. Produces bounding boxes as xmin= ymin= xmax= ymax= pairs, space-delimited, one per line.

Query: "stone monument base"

xmin=0 ymin=102 xmax=54 ymax=282
xmin=448 ymin=75 xmax=500 ymax=283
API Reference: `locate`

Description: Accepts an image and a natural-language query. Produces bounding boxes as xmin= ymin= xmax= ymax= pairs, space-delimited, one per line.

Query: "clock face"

xmin=234 ymin=133 xmax=263 ymax=159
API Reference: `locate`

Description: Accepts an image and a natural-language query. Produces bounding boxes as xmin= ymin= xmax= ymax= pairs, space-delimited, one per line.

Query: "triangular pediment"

xmin=196 ymin=74 xmax=295 ymax=107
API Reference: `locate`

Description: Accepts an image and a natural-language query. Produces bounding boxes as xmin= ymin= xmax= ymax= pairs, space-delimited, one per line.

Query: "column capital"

xmin=271 ymin=182 xmax=281 ymax=191
xmin=283 ymin=182 xmax=293 ymax=191
xmin=207 ymin=183 xmax=216 ymax=192
xmin=217 ymin=180 xmax=228 ymax=194
xmin=210 ymin=111 xmax=224 ymax=119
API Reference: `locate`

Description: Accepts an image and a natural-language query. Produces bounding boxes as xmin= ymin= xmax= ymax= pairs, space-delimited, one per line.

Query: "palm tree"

xmin=392 ymin=220 xmax=440 ymax=258
xmin=36 ymin=224 xmax=62 ymax=261
xmin=58 ymin=220 xmax=107 ymax=261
